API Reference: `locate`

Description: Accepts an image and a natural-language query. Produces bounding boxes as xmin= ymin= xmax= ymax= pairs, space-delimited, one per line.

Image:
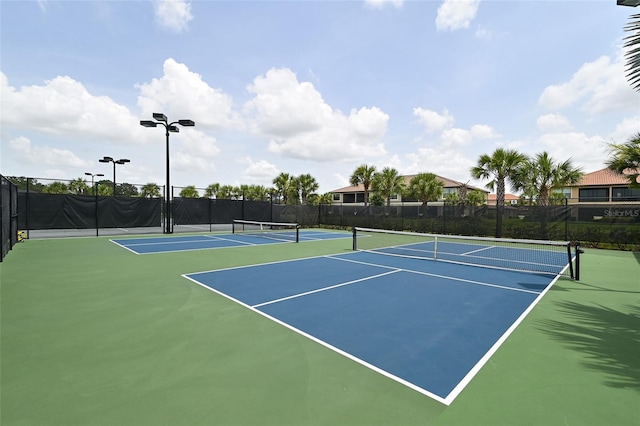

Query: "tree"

xmin=471 ymin=148 xmax=527 ymax=237
xmin=623 ymin=13 xmax=640 ymax=92
xmin=407 ymin=173 xmax=444 ymax=207
xmin=310 ymin=193 xmax=333 ymax=206
xmin=466 ymin=190 xmax=486 ymax=207
xmin=272 ymin=173 xmax=293 ymax=204
xmin=68 ymin=178 xmax=89 ymax=195
xmin=349 ymin=164 xmax=376 ymax=206
xmin=96 ymin=181 xmax=113 ymax=196
xmin=514 ymin=152 xmax=583 ymax=206
xmin=179 ymin=185 xmax=199 ymax=198
xmin=244 ymin=185 xmax=270 ymax=201
xmin=43 ymin=181 xmax=69 ymax=194
xmin=140 ymin=183 xmax=161 ymax=198
xmin=372 ymin=167 xmax=405 ymax=207
xmin=119 ymin=183 xmax=139 ymax=197
xmin=204 ymin=183 xmax=220 ymax=199
xmin=607 ymin=132 xmax=640 ymax=188
xmin=298 ymin=173 xmax=319 ymax=205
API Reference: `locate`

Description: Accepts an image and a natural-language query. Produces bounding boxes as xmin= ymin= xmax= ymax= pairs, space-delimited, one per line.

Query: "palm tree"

xmin=466 ymin=190 xmax=486 ymax=207
xmin=272 ymin=172 xmax=293 ymax=204
xmin=298 ymin=173 xmax=319 ymax=205
xmin=68 ymin=178 xmax=89 ymax=195
xmin=245 ymin=185 xmax=270 ymax=201
xmin=179 ymin=185 xmax=199 ymax=198
xmin=204 ymin=183 xmax=220 ymax=199
xmin=141 ymin=183 xmax=161 ymax=198
xmin=607 ymin=132 xmax=640 ymax=188
xmin=350 ymin=164 xmax=376 ymax=206
xmin=623 ymin=12 xmax=640 ymax=92
xmin=471 ymin=148 xmax=528 ymax=237
xmin=372 ymin=167 xmax=405 ymax=207
xmin=514 ymin=152 xmax=583 ymax=206
xmin=407 ymin=173 xmax=444 ymax=208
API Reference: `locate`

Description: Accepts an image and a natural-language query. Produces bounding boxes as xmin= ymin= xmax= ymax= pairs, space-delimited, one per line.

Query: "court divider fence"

xmin=4 ymin=180 xmax=640 ymax=250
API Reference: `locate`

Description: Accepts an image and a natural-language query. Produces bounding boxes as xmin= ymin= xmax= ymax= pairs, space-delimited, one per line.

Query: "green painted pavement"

xmin=1 ymin=234 xmax=637 ymax=425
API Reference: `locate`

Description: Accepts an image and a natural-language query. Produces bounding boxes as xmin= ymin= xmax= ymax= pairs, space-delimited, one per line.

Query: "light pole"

xmin=98 ymin=156 xmax=130 ymax=196
xmin=84 ymin=172 xmax=104 ymax=195
xmin=140 ymin=113 xmax=195 ymax=234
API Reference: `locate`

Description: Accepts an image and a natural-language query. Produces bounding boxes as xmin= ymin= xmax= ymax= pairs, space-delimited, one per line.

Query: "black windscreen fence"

xmin=1 ymin=175 xmax=18 ymax=262
xmin=7 ymin=185 xmax=640 ymax=250
xmin=17 ymin=193 xmax=161 ymax=230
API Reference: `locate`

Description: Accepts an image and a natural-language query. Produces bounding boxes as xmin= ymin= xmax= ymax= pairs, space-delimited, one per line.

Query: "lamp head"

xmin=168 ymin=125 xmax=180 ymax=133
xmin=178 ymin=119 xmax=195 ymax=127
xmin=99 ymin=156 xmax=113 ymax=163
xmin=116 ymin=159 xmax=130 ymax=164
xmin=152 ymin=113 xmax=167 ymax=122
xmin=140 ymin=120 xmax=158 ymax=128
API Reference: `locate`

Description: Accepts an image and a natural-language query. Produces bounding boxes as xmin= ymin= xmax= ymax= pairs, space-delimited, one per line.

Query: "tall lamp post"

xmin=99 ymin=156 xmax=130 ymax=196
xmin=84 ymin=172 xmax=104 ymax=195
xmin=140 ymin=113 xmax=195 ymax=234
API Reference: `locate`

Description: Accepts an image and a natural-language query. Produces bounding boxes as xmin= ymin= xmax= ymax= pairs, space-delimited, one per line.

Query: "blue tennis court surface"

xmin=111 ymin=229 xmax=350 ymax=254
xmin=184 ymin=251 xmax=562 ymax=405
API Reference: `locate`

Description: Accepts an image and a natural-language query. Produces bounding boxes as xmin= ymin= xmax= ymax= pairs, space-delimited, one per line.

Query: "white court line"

xmin=328 ymin=254 xmax=541 ymax=295
xmin=252 ymin=269 xmax=401 ymax=308
xmin=461 ymin=245 xmax=495 ymax=255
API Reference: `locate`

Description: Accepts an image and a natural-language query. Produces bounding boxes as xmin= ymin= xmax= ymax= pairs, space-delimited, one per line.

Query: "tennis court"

xmin=111 ymin=226 xmax=350 ymax=254
xmin=184 ymin=230 xmax=574 ymax=405
xmin=2 ymin=225 xmax=638 ymax=426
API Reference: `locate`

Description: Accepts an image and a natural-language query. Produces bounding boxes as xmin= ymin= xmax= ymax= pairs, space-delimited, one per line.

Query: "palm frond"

xmin=623 ymin=13 xmax=640 ymax=92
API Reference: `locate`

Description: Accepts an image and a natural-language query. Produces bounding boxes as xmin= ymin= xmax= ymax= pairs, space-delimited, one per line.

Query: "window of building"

xmin=333 ymin=193 xmax=341 ymax=201
xmin=343 ymin=193 xmax=356 ymax=203
xmin=578 ymin=188 xmax=609 ymax=202
xmin=611 ymin=186 xmax=640 ymax=201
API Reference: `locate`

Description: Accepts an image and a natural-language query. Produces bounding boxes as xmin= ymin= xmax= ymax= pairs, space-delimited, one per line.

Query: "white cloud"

xmin=535 ymin=132 xmax=607 ymax=173
xmin=404 ymin=147 xmax=474 ymax=179
xmin=239 ymin=157 xmax=280 ymax=184
xmin=154 ymin=0 xmax=193 ymax=33
xmin=538 ymin=53 xmax=638 ymax=114
xmin=0 ymin=72 xmax=144 ymax=143
xmin=436 ymin=0 xmax=480 ymax=32
xmin=441 ymin=128 xmax=471 ymax=147
xmin=611 ymin=115 xmax=640 ymax=143
xmin=536 ymin=114 xmax=572 ymax=132
xmin=9 ymin=136 xmax=92 ymax=168
xmin=413 ymin=107 xmax=454 ymax=133
xmin=244 ymin=68 xmax=388 ymax=161
xmin=137 ymin=58 xmax=242 ymax=130
xmin=364 ymin=0 xmax=404 ymax=9
xmin=470 ymin=124 xmax=499 ymax=139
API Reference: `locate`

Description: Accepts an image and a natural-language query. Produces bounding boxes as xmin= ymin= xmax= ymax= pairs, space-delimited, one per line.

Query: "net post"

xmin=567 ymin=243 xmax=574 ymax=279
xmin=232 ymin=221 xmax=236 ymax=234
xmin=575 ymin=243 xmax=583 ymax=281
xmin=352 ymin=227 xmax=357 ymax=251
xmin=434 ymin=235 xmax=438 ymax=260
xmin=295 ymin=225 xmax=300 ymax=243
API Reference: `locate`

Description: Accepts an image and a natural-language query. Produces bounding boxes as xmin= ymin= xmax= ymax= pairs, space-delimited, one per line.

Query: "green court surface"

xmin=1 ymin=232 xmax=638 ymax=425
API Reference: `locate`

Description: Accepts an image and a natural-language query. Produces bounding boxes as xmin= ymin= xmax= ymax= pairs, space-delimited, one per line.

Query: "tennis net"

xmin=352 ymin=227 xmax=580 ymax=279
xmin=232 ymin=220 xmax=300 ymax=243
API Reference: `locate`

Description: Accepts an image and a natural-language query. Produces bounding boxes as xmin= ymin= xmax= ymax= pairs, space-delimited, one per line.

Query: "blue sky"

xmin=1 ymin=0 xmax=638 ymax=194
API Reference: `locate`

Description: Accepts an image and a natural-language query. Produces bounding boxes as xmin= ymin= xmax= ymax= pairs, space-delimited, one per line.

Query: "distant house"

xmin=565 ymin=167 xmax=640 ymax=203
xmin=331 ymin=174 xmax=487 ymax=205
xmin=487 ymin=193 xmax=519 ymax=205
